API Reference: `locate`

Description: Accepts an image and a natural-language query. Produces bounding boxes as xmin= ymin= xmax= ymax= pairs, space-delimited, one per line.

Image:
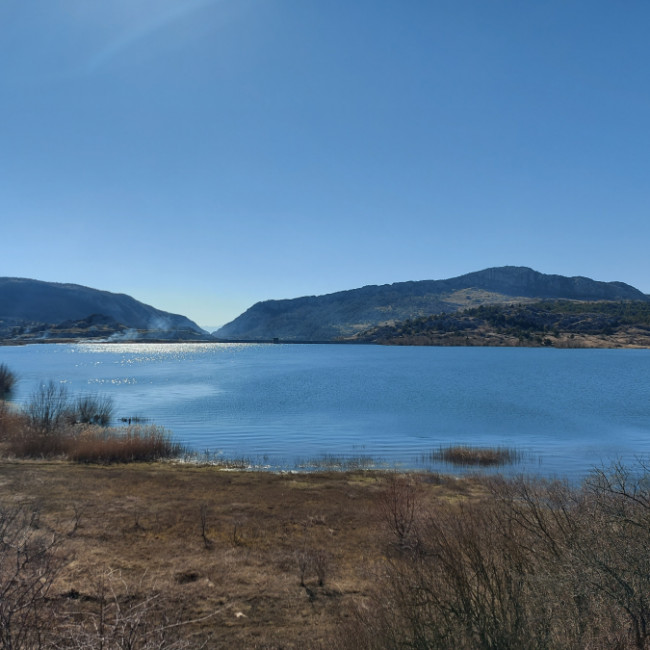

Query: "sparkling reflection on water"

xmin=2 ymin=342 xmax=650 ymax=479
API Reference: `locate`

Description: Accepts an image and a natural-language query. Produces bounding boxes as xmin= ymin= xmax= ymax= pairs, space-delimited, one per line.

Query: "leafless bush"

xmin=311 ymin=548 xmax=331 ymax=587
xmin=0 ymin=502 xmax=63 ymax=650
xmin=376 ymin=474 xmax=421 ymax=550
xmin=348 ymin=464 xmax=650 ymax=649
xmin=0 ymin=363 xmax=16 ymax=397
xmin=68 ymin=502 xmax=85 ymax=538
xmin=578 ymin=463 xmax=650 ymax=649
xmin=3 ymin=384 xmax=74 ymax=456
xmin=294 ymin=547 xmax=332 ymax=592
xmin=25 ymin=381 xmax=71 ymax=435
xmin=55 ymin=570 xmax=201 ymax=649
xmin=296 ymin=549 xmax=311 ymax=588
xmin=71 ymin=394 xmax=114 ymax=427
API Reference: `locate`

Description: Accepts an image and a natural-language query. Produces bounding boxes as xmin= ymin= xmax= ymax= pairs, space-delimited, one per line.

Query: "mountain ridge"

xmin=0 ymin=277 xmax=209 ymax=341
xmin=216 ymin=266 xmax=649 ymax=341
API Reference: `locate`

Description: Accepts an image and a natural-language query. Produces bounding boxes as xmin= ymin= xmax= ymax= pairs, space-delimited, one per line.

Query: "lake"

xmin=1 ymin=342 xmax=649 ymax=478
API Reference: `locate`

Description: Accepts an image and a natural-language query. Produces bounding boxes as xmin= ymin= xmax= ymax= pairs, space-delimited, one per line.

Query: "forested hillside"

xmin=355 ymin=300 xmax=650 ymax=348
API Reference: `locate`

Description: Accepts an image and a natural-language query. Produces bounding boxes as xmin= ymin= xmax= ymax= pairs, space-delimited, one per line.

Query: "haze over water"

xmin=2 ymin=343 xmax=649 ymax=479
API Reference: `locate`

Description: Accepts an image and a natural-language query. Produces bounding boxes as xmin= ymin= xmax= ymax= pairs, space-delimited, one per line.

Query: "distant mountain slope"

xmin=355 ymin=300 xmax=650 ymax=348
xmin=215 ymin=267 xmax=648 ymax=341
xmin=0 ymin=277 xmax=207 ymax=341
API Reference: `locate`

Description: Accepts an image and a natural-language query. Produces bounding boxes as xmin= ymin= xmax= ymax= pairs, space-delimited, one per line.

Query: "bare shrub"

xmin=71 ymin=394 xmax=114 ymax=427
xmin=56 ymin=569 xmax=200 ymax=649
xmin=0 ymin=503 xmax=63 ymax=649
xmin=294 ymin=547 xmax=332 ymax=592
xmin=25 ymin=380 xmax=71 ymax=435
xmin=311 ymin=548 xmax=331 ymax=587
xmin=377 ymin=473 xmax=421 ymax=550
xmin=382 ymin=498 xmax=554 ymax=649
xmin=354 ymin=467 xmax=650 ymax=650
xmin=296 ymin=548 xmax=312 ymax=588
xmin=577 ymin=463 xmax=650 ymax=649
xmin=0 ymin=363 xmax=16 ymax=397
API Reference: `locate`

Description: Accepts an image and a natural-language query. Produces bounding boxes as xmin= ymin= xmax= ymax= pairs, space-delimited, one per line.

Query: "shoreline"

xmin=2 ymin=335 xmax=650 ymax=348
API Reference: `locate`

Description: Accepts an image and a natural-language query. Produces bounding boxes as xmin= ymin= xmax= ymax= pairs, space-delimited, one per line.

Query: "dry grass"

xmin=0 ymin=406 xmax=181 ymax=463
xmin=429 ymin=444 xmax=521 ymax=467
xmin=67 ymin=425 xmax=183 ymax=463
xmin=0 ymin=460 xmax=473 ymax=648
xmin=0 ymin=458 xmax=648 ymax=648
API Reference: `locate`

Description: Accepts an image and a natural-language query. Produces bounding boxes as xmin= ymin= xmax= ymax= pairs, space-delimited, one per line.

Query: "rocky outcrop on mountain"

xmin=0 ymin=278 xmax=210 ymax=341
xmin=439 ymin=267 xmax=646 ymax=301
xmin=215 ymin=267 xmax=649 ymax=342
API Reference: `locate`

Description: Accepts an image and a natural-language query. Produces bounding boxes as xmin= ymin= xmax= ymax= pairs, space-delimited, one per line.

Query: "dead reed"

xmin=65 ymin=425 xmax=183 ymax=464
xmin=429 ymin=444 xmax=521 ymax=467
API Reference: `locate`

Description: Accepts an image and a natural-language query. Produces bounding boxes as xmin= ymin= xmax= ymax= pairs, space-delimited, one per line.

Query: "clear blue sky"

xmin=2 ymin=1 xmax=649 ymax=328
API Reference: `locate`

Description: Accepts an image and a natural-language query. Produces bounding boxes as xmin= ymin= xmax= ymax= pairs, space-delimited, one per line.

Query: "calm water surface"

xmin=2 ymin=343 xmax=649 ymax=478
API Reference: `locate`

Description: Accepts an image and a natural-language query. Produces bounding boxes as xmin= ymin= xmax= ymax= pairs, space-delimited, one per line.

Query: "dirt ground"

xmin=0 ymin=460 xmax=479 ymax=648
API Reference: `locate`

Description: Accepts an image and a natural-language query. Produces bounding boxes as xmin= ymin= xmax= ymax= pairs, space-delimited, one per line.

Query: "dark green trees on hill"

xmin=358 ymin=300 xmax=650 ymax=345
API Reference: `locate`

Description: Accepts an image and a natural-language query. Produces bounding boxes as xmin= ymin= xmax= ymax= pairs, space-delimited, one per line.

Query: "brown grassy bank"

xmin=2 ymin=460 xmax=650 ymax=648
xmin=0 ymin=461 xmax=477 ymax=648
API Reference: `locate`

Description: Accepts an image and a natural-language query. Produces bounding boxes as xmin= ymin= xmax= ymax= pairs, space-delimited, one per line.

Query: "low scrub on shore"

xmin=0 ymin=372 xmax=180 ymax=463
xmin=1 ymin=412 xmax=180 ymax=463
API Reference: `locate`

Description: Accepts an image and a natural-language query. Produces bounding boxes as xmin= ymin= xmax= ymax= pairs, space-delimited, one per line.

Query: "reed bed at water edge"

xmin=429 ymin=444 xmax=522 ymax=467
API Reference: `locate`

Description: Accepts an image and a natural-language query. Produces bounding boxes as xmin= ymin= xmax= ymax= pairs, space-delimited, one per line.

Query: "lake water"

xmin=1 ymin=342 xmax=649 ymax=479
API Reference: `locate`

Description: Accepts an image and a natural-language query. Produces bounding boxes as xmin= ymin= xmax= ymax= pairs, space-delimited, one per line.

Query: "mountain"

xmin=215 ymin=267 xmax=649 ymax=342
xmin=0 ymin=278 xmax=209 ymax=341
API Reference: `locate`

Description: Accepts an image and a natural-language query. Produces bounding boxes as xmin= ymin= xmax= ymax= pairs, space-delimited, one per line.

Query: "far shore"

xmin=2 ymin=333 xmax=650 ymax=348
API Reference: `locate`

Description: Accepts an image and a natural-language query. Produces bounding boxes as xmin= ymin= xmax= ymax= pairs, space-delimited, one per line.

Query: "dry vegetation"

xmin=428 ymin=444 xmax=521 ymax=467
xmin=0 ymin=461 xmax=467 ymax=648
xmin=0 ymin=381 xmax=180 ymax=464
xmin=0 ymin=459 xmax=648 ymax=648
